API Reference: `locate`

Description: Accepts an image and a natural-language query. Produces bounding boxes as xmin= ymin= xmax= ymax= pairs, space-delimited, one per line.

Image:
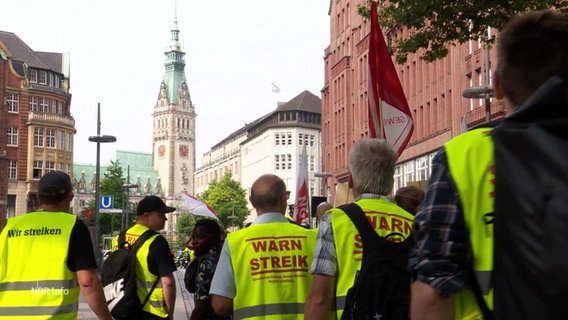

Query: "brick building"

xmin=0 ymin=31 xmax=74 ymax=226
xmin=321 ymin=0 xmax=506 ymax=201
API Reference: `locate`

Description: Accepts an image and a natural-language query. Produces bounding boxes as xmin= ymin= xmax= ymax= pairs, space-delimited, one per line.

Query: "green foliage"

xmin=359 ymin=0 xmax=568 ymax=63
xmin=198 ymin=171 xmax=249 ymax=230
xmin=174 ymin=214 xmax=196 ymax=250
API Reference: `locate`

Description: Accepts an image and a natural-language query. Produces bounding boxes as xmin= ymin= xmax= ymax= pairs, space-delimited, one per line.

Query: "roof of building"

xmin=275 ymin=90 xmax=321 ymax=113
xmin=0 ymin=30 xmax=62 ymax=72
xmin=73 ymin=150 xmax=161 ymax=195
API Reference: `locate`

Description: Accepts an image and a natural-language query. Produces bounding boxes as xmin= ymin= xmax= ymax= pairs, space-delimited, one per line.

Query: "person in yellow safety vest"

xmin=304 ymin=139 xmax=414 ymax=319
xmin=112 ymin=195 xmax=177 ymax=319
xmin=409 ymin=10 xmax=568 ymax=320
xmin=210 ymin=174 xmax=317 ymax=319
xmin=0 ymin=171 xmax=112 ymax=320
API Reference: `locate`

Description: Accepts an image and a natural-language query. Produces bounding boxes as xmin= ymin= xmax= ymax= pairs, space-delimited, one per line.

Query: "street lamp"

xmin=88 ymin=103 xmax=116 ymax=273
xmin=314 ymin=172 xmax=333 ymax=199
xmin=462 ymin=44 xmax=494 ymax=123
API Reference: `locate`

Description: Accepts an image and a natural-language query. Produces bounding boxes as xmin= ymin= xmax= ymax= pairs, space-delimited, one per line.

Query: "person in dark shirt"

xmin=0 ymin=171 xmax=112 ymax=319
xmin=186 ymin=219 xmax=230 ymax=320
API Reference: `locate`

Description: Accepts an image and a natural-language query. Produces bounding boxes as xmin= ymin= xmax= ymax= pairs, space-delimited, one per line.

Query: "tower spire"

xmin=169 ymin=0 xmax=181 ymax=51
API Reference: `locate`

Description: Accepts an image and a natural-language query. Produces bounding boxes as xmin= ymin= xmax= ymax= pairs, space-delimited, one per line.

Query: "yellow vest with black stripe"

xmin=330 ymin=198 xmax=414 ymax=319
xmin=112 ymin=224 xmax=168 ymax=318
xmin=445 ymin=127 xmax=495 ymax=320
xmin=227 ymin=221 xmax=317 ymax=319
xmin=0 ymin=212 xmax=80 ymax=319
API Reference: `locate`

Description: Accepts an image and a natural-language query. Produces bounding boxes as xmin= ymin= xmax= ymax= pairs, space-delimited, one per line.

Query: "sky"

xmin=1 ymin=0 xmax=330 ymax=167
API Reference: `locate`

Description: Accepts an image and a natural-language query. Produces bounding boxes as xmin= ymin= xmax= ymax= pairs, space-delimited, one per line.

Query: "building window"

xmin=45 ymin=161 xmax=55 ymax=173
xmin=66 ymin=132 xmax=72 ymax=151
xmin=57 ymin=162 xmax=63 ymax=171
xmin=8 ymin=160 xmax=16 ymax=180
xmin=58 ymin=130 xmax=64 ymax=150
xmin=287 ymin=154 xmax=292 ymax=169
xmin=46 ymin=129 xmax=56 ymax=148
xmin=29 ymin=69 xmax=37 ymax=83
xmin=416 ymin=155 xmax=429 ymax=182
xmin=404 ymin=161 xmax=415 ymax=184
xmin=310 ymin=156 xmax=315 ymax=171
xmin=287 ymin=132 xmax=292 ymax=145
xmin=40 ymin=97 xmax=49 ymax=112
xmin=38 ymin=70 xmax=47 ymax=84
xmin=7 ymin=93 xmax=19 ymax=113
xmin=275 ymin=155 xmax=280 ymax=170
xmin=7 ymin=127 xmax=18 ymax=146
xmin=299 ymin=133 xmax=303 ymax=145
xmin=34 ymin=128 xmax=44 ymax=147
xmin=275 ymin=133 xmax=280 ymax=145
xmin=51 ymin=99 xmax=57 ymax=114
xmin=310 ymin=135 xmax=315 ymax=146
xmin=394 ymin=164 xmax=404 ymax=191
xmin=29 ymin=96 xmax=38 ymax=111
xmin=33 ymin=161 xmax=43 ymax=179
xmin=54 ymin=74 xmax=61 ymax=88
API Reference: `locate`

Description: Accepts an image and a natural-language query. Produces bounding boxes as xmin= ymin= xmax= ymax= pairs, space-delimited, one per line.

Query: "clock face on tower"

xmin=158 ymin=145 xmax=165 ymax=157
xmin=179 ymin=145 xmax=189 ymax=158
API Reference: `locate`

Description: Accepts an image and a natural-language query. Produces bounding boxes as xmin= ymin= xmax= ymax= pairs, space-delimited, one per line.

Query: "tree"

xmin=198 ymin=171 xmax=249 ymax=230
xmin=174 ymin=214 xmax=196 ymax=250
xmin=358 ymin=0 xmax=568 ymax=63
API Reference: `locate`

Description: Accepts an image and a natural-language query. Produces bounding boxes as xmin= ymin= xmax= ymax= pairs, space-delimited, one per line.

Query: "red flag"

xmin=181 ymin=192 xmax=219 ymax=220
xmin=368 ymin=2 xmax=414 ymax=156
xmin=293 ymin=144 xmax=309 ymax=225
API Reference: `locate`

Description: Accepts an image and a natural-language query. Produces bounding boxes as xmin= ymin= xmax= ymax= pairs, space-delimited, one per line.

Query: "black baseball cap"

xmin=38 ymin=171 xmax=73 ymax=197
xmin=136 ymin=195 xmax=176 ymax=215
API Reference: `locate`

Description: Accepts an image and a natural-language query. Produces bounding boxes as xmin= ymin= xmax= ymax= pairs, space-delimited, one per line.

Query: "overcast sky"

xmin=2 ymin=0 xmax=329 ymax=166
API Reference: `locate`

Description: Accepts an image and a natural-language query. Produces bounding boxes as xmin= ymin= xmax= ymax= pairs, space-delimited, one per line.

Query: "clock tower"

xmin=152 ymin=6 xmax=196 ymax=203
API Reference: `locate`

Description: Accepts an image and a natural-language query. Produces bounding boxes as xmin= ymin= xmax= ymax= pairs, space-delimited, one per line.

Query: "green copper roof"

xmin=73 ymin=150 xmax=161 ymax=195
xmin=162 ymin=7 xmax=187 ymax=105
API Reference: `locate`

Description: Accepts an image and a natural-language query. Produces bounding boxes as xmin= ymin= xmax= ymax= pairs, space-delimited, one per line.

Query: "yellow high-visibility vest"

xmin=330 ymin=198 xmax=414 ymax=319
xmin=445 ymin=127 xmax=495 ymax=319
xmin=112 ymin=224 xmax=168 ymax=318
xmin=228 ymin=221 xmax=317 ymax=320
xmin=0 ymin=212 xmax=79 ymax=319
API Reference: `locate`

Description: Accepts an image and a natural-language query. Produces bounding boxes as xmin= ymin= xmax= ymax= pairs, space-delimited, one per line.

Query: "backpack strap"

xmin=128 ymin=229 xmax=160 ymax=308
xmin=339 ymin=202 xmax=413 ymax=267
xmin=339 ymin=203 xmax=378 ymax=243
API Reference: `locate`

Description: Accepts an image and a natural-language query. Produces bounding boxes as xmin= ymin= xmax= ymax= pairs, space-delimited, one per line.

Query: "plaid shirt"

xmin=409 ymin=149 xmax=471 ymax=297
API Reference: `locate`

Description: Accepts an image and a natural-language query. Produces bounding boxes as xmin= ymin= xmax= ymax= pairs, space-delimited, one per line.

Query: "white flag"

xmin=271 ymin=82 xmax=281 ymax=93
xmin=181 ymin=192 xmax=218 ymax=220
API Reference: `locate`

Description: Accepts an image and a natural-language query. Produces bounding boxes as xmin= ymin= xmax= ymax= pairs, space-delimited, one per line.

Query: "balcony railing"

xmin=27 ymin=112 xmax=75 ymax=128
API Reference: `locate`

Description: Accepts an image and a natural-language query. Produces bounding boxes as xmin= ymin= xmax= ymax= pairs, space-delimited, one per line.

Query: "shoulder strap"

xmin=129 ymin=229 xmax=160 ymax=308
xmin=130 ymin=229 xmax=158 ymax=254
xmin=118 ymin=230 xmax=128 ymax=248
xmin=339 ymin=203 xmax=379 ymax=243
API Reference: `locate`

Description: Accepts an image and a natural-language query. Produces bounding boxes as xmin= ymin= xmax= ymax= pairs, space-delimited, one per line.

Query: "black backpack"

xmin=340 ymin=203 xmax=413 ymax=320
xmin=101 ymin=229 xmax=160 ymax=320
xmin=490 ymin=76 xmax=568 ymax=319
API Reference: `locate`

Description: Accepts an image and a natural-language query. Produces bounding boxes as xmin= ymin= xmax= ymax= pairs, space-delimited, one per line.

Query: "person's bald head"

xmin=316 ymin=202 xmax=333 ymax=221
xmin=249 ymin=174 xmax=288 ymax=215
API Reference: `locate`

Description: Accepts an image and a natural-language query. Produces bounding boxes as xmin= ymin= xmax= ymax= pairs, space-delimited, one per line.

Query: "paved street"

xmin=78 ymin=269 xmax=193 ymax=319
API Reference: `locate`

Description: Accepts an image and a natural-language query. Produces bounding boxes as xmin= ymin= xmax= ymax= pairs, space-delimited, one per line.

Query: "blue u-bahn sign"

xmin=100 ymin=195 xmax=114 ymax=209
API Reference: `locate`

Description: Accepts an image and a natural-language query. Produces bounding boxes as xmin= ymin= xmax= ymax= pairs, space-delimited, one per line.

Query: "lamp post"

xmin=314 ymin=172 xmax=333 ymax=200
xmin=88 ymin=103 xmax=116 ymax=273
xmin=121 ymin=165 xmax=137 ymax=230
xmin=462 ymin=44 xmax=494 ymax=123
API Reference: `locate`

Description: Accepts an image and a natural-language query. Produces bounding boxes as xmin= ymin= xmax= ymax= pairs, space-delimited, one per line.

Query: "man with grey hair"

xmin=305 ymin=138 xmax=414 ymax=319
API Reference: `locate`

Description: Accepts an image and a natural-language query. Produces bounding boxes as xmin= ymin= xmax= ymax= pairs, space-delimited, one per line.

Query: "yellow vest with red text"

xmin=0 ymin=212 xmax=80 ymax=319
xmin=227 ymin=221 xmax=317 ymax=320
xmin=331 ymin=198 xmax=414 ymax=319
xmin=112 ymin=224 xmax=168 ymax=318
xmin=445 ymin=127 xmax=495 ymax=320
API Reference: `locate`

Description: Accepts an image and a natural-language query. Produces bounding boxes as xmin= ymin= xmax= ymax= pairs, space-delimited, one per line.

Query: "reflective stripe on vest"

xmin=0 ymin=212 xmax=79 ymax=319
xmin=114 ymin=224 xmax=168 ymax=318
xmin=227 ymin=221 xmax=317 ymax=320
xmin=330 ymin=198 xmax=414 ymax=319
xmin=445 ymin=128 xmax=495 ymax=319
